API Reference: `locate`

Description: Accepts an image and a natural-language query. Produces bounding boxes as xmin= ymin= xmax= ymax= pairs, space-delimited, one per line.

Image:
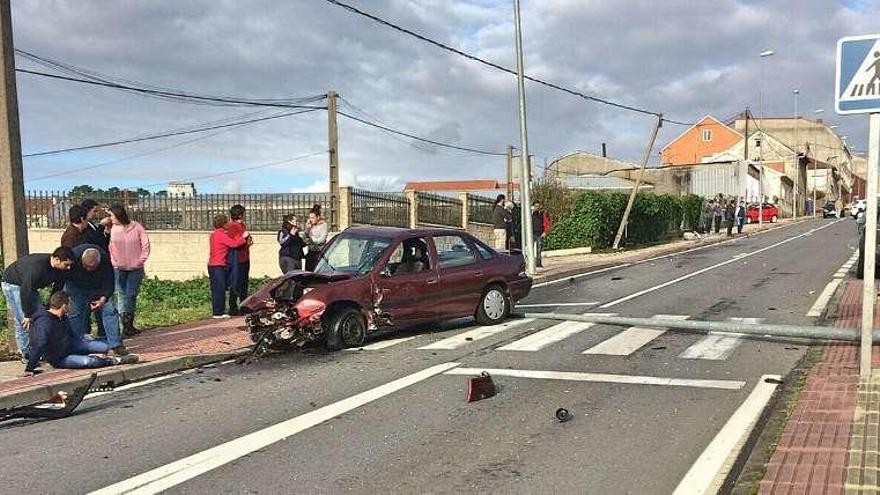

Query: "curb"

xmin=532 ymin=218 xmax=817 ymax=286
xmin=0 ymin=348 xmax=251 ymax=411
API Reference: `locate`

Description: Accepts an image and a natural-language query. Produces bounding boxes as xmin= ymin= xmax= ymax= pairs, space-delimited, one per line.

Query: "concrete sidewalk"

xmin=0 ymin=317 xmax=251 ymax=410
xmin=757 ymin=279 xmax=880 ymax=494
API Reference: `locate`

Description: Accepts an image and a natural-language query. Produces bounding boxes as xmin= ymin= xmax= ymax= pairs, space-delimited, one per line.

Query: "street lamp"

xmin=793 ymin=89 xmax=799 ymax=219
xmin=812 ymin=109 xmax=824 ymax=215
xmin=758 ymin=50 xmax=775 ymax=224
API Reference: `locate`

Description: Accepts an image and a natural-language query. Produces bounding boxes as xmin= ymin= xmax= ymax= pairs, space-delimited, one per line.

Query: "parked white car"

xmin=852 ymin=199 xmax=866 ymax=219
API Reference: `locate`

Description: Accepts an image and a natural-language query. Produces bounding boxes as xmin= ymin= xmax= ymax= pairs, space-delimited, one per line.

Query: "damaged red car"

xmin=240 ymin=226 xmax=532 ymax=353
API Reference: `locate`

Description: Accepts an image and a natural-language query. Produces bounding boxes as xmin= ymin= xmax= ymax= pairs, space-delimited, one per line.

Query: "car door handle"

xmin=474 ymin=271 xmax=484 ymax=278
xmin=426 ymin=278 xmax=438 ymax=285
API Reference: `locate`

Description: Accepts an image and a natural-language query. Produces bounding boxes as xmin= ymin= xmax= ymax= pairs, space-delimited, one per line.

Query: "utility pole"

xmin=513 ymin=0 xmax=535 ymax=275
xmin=327 ymin=91 xmax=340 ymax=231
xmin=612 ymin=115 xmax=662 ymax=250
xmin=793 ymin=89 xmax=799 ymax=219
xmin=506 ymin=145 xmax=514 ymax=199
xmin=0 ymin=0 xmax=27 ymax=353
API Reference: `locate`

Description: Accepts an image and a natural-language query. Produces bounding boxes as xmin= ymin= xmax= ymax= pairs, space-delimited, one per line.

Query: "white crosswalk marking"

xmin=679 ymin=318 xmax=763 ymax=360
xmin=418 ymin=319 xmax=534 ymax=350
xmin=499 ymin=321 xmax=595 ymax=351
xmin=583 ymin=314 xmax=690 ymax=356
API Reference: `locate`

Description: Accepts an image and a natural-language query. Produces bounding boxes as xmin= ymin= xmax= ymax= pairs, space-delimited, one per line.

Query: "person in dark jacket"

xmin=60 ymin=204 xmax=89 ymax=248
xmin=65 ymin=244 xmax=127 ymax=355
xmin=712 ymin=199 xmax=723 ymax=234
xmin=735 ymin=200 xmax=747 ymax=235
xmin=725 ymin=200 xmax=736 ymax=237
xmin=23 ymin=292 xmax=137 ymax=375
xmin=81 ymin=199 xmax=111 ymax=251
xmin=1 ymin=247 xmax=75 ymax=362
xmin=278 ymin=214 xmax=305 ymax=273
xmin=530 ymin=201 xmax=551 ymax=268
xmin=491 ymin=194 xmax=511 ymax=250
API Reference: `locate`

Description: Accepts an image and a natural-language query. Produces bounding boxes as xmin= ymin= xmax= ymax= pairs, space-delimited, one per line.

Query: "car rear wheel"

xmin=324 ymin=307 xmax=365 ymax=351
xmin=475 ymin=284 xmax=510 ymax=326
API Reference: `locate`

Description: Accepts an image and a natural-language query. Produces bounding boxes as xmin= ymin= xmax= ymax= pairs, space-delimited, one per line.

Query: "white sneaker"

xmin=212 ymin=314 xmax=231 ymax=320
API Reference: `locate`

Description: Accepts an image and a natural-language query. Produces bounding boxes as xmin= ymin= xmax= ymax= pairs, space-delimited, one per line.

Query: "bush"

xmin=544 ymin=191 xmax=703 ymax=250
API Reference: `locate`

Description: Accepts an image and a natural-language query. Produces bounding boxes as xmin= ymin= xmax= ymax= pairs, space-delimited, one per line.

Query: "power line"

xmin=143 ymin=150 xmax=327 ymax=188
xmin=337 ymin=110 xmax=507 ymax=156
xmin=24 ymin=107 xmax=322 ymax=157
xmin=16 ymin=67 xmax=327 ymax=110
xmin=323 ymin=0 xmax=704 ymax=126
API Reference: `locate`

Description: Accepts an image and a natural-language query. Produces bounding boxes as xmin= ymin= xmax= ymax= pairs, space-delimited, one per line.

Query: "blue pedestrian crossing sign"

xmin=836 ymin=34 xmax=880 ymax=114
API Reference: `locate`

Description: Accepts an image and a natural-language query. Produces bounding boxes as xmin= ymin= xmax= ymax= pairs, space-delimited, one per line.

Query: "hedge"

xmin=544 ymin=191 xmax=703 ymax=250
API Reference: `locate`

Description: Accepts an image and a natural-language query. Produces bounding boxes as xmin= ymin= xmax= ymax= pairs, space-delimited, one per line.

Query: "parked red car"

xmin=241 ymin=227 xmax=533 ymax=353
xmin=746 ymin=203 xmax=779 ymax=223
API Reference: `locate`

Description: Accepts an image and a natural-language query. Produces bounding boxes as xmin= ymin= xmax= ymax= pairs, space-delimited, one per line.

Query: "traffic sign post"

xmin=836 ymin=34 xmax=880 ymax=378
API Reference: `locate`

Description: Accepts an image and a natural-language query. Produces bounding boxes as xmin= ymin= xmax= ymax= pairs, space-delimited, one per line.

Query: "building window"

xmin=702 ymin=129 xmax=712 ymax=142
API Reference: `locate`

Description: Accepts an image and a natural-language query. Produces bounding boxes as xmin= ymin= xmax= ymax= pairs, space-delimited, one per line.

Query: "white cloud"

xmin=221 ymin=180 xmax=241 ymax=193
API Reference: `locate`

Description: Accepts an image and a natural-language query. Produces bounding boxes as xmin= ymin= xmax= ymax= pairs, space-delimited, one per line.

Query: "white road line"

xmin=679 ymin=318 xmax=762 ymax=361
xmin=515 ymin=302 xmax=600 ymax=308
xmin=532 ymin=264 xmax=632 ymax=288
xmin=499 ymin=321 xmax=595 ymax=351
xmin=344 ymin=336 xmax=416 ymax=351
xmin=599 ymin=221 xmax=838 ymax=309
xmin=444 ymin=368 xmax=745 ymax=390
xmin=85 ymin=372 xmax=190 ymax=399
xmin=417 ymin=319 xmax=534 ymax=350
xmin=582 ymin=314 xmax=690 ymax=356
xmin=807 ymin=278 xmax=843 ymax=317
xmin=89 ymin=362 xmax=461 ymax=495
xmin=673 ymin=375 xmax=782 ymax=495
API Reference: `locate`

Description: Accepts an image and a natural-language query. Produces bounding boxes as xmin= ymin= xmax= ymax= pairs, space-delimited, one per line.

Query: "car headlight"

xmin=295 ymin=298 xmax=326 ymax=320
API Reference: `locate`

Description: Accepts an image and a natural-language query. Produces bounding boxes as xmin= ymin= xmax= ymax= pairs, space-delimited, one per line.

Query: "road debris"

xmin=466 ymin=372 xmax=497 ymax=402
xmin=555 ymin=408 xmax=572 ymax=422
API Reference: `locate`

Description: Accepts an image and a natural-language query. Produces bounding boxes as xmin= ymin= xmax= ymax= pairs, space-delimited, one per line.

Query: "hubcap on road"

xmin=484 ymin=289 xmax=505 ymax=320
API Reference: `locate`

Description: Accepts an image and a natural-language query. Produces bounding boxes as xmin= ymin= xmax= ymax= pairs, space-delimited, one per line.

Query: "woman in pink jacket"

xmin=108 ymin=204 xmax=151 ymax=337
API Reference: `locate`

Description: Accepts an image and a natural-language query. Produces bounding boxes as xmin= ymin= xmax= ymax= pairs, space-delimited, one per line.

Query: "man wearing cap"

xmin=65 ymin=244 xmax=128 ymax=355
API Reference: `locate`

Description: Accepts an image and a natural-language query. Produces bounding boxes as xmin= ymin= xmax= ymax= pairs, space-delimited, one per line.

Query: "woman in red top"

xmin=208 ymin=214 xmax=249 ymax=319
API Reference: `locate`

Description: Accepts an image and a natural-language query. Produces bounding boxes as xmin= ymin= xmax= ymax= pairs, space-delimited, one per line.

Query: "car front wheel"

xmin=324 ymin=307 xmax=366 ymax=351
xmin=475 ymin=285 xmax=510 ymax=326
xmin=771 ymin=215 xmax=778 ymax=223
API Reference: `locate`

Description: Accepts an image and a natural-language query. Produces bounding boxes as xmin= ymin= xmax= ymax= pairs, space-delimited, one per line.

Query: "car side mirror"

xmin=379 ymin=267 xmax=393 ymax=278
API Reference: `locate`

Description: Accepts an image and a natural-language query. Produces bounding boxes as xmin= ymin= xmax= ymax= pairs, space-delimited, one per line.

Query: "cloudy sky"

xmin=11 ymin=0 xmax=880 ymax=194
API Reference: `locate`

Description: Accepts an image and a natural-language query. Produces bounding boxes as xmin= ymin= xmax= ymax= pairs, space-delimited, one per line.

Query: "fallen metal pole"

xmin=520 ymin=312 xmax=880 ymax=343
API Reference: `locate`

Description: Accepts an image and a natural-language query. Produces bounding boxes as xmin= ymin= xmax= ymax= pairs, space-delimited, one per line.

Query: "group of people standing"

xmin=491 ymin=194 xmax=552 ymax=268
xmin=2 ymin=199 xmax=150 ymax=374
xmin=207 ymin=203 xmax=328 ymax=319
xmin=699 ymin=195 xmax=748 ymax=237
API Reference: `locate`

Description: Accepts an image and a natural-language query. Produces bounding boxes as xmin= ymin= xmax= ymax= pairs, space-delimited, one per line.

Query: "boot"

xmin=121 ymin=314 xmax=141 ymax=338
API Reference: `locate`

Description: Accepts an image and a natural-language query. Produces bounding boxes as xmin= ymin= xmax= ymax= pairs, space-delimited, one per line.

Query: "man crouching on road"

xmin=66 ymin=244 xmax=129 ymax=356
xmin=22 ymin=291 xmax=138 ymax=376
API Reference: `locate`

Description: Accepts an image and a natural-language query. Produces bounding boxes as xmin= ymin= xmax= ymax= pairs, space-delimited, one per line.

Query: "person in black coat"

xmin=277 ymin=214 xmax=305 ymax=273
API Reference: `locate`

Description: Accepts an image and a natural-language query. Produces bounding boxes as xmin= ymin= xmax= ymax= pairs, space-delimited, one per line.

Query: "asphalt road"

xmin=0 ymin=218 xmax=857 ymax=495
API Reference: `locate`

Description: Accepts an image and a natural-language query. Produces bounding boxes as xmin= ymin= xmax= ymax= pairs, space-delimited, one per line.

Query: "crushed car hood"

xmin=240 ymin=270 xmax=352 ymax=311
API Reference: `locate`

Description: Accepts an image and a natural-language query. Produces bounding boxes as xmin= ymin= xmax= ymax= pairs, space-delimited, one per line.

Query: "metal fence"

xmin=25 ymin=191 xmax=330 ymax=231
xmin=417 ymin=192 xmax=462 ymax=228
xmin=467 ymin=194 xmax=495 ymax=225
xmin=350 ymin=188 xmax=410 ymax=228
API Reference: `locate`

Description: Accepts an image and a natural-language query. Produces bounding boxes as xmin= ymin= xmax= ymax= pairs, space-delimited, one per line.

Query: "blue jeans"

xmin=65 ymin=284 xmax=123 ymax=348
xmin=114 ymin=268 xmax=145 ymax=315
xmin=208 ymin=266 xmax=229 ymax=316
xmin=53 ymin=338 xmax=114 ymax=368
xmin=2 ymin=282 xmax=42 ymax=354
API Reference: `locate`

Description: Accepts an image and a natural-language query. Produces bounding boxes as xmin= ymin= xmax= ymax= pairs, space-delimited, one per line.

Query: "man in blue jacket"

xmin=23 ymin=291 xmax=137 ymax=376
xmin=66 ymin=244 xmax=128 ymax=355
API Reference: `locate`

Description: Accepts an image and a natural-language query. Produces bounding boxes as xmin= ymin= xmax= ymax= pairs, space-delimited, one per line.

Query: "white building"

xmin=167 ymin=182 xmax=197 ymax=198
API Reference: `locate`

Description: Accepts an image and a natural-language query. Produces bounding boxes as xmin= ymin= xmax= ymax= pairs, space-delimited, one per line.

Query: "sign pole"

xmin=862 ymin=112 xmax=879 ymax=378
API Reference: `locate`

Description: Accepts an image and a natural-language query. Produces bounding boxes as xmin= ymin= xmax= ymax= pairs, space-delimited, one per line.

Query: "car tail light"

xmin=295 ymin=298 xmax=326 ymax=320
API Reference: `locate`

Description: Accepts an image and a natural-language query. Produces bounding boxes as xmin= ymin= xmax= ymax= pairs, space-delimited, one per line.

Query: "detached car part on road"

xmin=241 ymin=227 xmax=532 ymax=354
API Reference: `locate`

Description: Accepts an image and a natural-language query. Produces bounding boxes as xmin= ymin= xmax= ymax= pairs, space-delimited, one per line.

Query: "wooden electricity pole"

xmin=327 ymin=91 xmax=340 ymax=231
xmin=0 ymin=0 xmax=28 ymax=353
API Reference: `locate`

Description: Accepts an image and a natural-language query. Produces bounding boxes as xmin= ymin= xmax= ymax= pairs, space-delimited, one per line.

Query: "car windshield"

xmin=313 ymin=233 xmax=393 ymax=276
